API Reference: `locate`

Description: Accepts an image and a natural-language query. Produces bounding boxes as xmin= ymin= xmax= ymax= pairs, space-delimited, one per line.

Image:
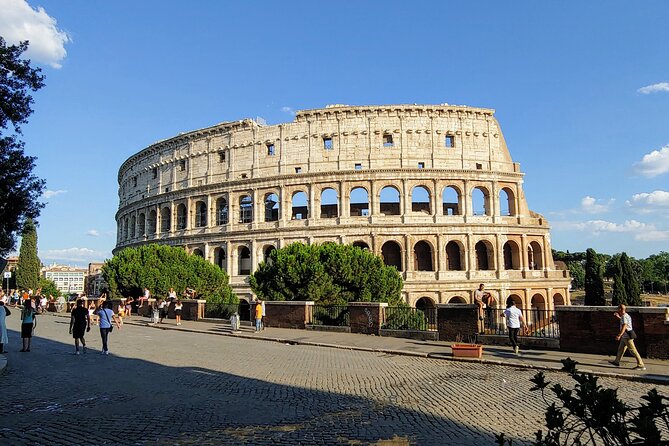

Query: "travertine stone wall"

xmin=115 ymin=104 xmax=571 ymax=307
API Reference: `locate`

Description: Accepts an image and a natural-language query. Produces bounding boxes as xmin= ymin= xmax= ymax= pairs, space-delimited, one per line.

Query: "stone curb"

xmin=46 ymin=313 xmax=668 ymax=386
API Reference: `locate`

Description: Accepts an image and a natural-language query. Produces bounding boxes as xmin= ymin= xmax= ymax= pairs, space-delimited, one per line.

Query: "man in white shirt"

xmin=609 ymin=304 xmax=645 ymax=371
xmin=503 ymin=299 xmax=528 ymax=354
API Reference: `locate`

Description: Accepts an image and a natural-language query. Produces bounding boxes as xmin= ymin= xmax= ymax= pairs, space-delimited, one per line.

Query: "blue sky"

xmin=2 ymin=0 xmax=668 ymax=265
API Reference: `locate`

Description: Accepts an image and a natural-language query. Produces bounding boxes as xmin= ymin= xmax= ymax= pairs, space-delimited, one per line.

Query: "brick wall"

xmin=263 ymin=301 xmax=314 ymax=329
xmin=349 ymin=302 xmax=387 ymax=335
xmin=181 ymin=299 xmax=205 ymax=321
xmin=436 ymin=304 xmax=479 ymax=342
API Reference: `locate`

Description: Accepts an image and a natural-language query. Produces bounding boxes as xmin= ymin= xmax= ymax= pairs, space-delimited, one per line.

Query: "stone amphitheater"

xmin=115 ymin=104 xmax=571 ymax=310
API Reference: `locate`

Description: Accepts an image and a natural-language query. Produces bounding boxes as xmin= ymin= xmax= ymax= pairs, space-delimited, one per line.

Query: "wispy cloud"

xmin=281 ymin=106 xmax=296 ymax=116
xmin=635 ymin=230 xmax=669 ymax=241
xmin=626 ymin=190 xmax=669 ymax=214
xmin=0 ymin=0 xmax=71 ymax=69
xmin=42 ymin=189 xmax=67 ymax=199
xmin=633 ymin=144 xmax=669 ymax=178
xmin=86 ymin=229 xmax=100 ymax=237
xmin=553 ymin=219 xmax=654 ymax=234
xmin=41 ymin=247 xmax=108 ymax=264
xmin=638 ymin=82 xmax=669 ymax=94
xmin=580 ymin=196 xmax=614 ymax=214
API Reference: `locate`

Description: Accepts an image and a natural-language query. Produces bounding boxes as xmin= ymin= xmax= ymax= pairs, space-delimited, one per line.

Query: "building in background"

xmin=85 ymin=262 xmax=107 ymax=297
xmin=43 ymin=264 xmax=87 ymax=295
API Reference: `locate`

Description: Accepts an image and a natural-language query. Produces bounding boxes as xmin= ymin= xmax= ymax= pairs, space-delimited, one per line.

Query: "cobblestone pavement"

xmin=0 ymin=315 xmax=664 ymax=446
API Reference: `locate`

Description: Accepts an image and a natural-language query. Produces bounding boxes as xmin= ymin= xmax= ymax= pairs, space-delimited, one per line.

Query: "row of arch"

xmin=119 ymin=184 xmax=519 ymax=240
xmin=414 ymin=292 xmax=566 ymax=310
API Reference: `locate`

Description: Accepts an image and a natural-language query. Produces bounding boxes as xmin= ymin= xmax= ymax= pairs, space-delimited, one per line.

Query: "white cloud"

xmin=626 ymin=190 xmax=669 ymax=214
xmin=633 ymin=145 xmax=669 ymax=177
xmin=86 ymin=229 xmax=100 ymax=237
xmin=635 ymin=230 xmax=669 ymax=242
xmin=554 ymin=219 xmax=654 ymax=234
xmin=41 ymin=247 xmax=108 ymax=264
xmin=638 ymin=82 xmax=669 ymax=94
xmin=281 ymin=106 xmax=296 ymax=116
xmin=580 ymin=196 xmax=614 ymax=214
xmin=42 ymin=189 xmax=66 ymax=199
xmin=0 ymin=0 xmax=71 ymax=69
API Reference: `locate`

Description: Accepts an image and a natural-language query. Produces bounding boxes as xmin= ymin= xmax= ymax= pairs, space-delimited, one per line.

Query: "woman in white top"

xmin=96 ymin=301 xmax=121 ymax=355
xmin=174 ymin=300 xmax=183 ymax=326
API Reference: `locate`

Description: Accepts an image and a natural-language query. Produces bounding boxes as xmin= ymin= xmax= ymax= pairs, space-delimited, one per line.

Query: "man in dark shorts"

xmin=69 ymin=299 xmax=91 ymax=355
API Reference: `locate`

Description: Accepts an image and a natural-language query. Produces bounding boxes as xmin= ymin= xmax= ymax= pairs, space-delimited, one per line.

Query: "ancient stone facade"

xmin=115 ymin=104 xmax=571 ymax=309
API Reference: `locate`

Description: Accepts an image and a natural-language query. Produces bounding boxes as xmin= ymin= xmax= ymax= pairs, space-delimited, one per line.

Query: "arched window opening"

xmin=472 ymin=187 xmax=490 ymax=216
xmin=415 ymin=297 xmax=435 ymax=311
xmin=445 ymin=241 xmax=463 ymax=271
xmin=264 ymin=193 xmax=279 ymax=222
xmin=475 ymin=241 xmax=493 ymax=270
xmin=291 ymin=191 xmax=308 ymax=220
xmin=528 ymin=241 xmax=544 ymax=270
xmin=553 ymin=293 xmax=565 ymax=307
xmin=531 ymin=294 xmax=546 ymax=311
xmin=123 ymin=218 xmax=129 ymax=240
xmin=195 ymin=201 xmax=207 ymax=227
xmin=352 ymin=241 xmax=369 ymax=250
xmin=238 ymin=246 xmax=251 ymax=275
xmin=214 ymin=247 xmax=226 ymax=271
xmin=350 ymin=187 xmax=369 ymax=216
xmin=380 ymin=186 xmax=400 ymax=215
xmin=500 ymin=188 xmax=516 ymax=216
xmin=414 ymin=241 xmax=434 ymax=271
xmin=320 ymin=188 xmax=338 ymax=218
xmin=160 ymin=207 xmax=171 ymax=232
xmin=411 ymin=186 xmax=431 ymax=214
xmin=239 ymin=195 xmax=253 ymax=223
xmin=216 ymin=198 xmax=229 ymax=225
xmin=442 ymin=186 xmax=460 ymax=215
xmin=176 ymin=203 xmax=187 ymax=230
xmin=130 ymin=215 xmax=136 ymax=238
xmin=448 ymin=296 xmax=467 ymax=304
xmin=263 ymin=246 xmax=276 ymax=264
xmin=507 ymin=294 xmax=523 ymax=309
xmin=503 ymin=241 xmax=520 ymax=270
xmin=381 ymin=241 xmax=402 ymax=271
xmin=192 ymin=248 xmax=204 ymax=258
xmin=148 ymin=210 xmax=157 ymax=234
xmin=138 ymin=213 xmax=146 ymax=236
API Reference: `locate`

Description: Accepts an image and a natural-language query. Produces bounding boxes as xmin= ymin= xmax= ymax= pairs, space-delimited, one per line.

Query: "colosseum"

xmin=115 ymin=104 xmax=571 ymax=311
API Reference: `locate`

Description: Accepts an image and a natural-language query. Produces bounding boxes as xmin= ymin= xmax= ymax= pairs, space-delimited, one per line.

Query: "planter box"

xmin=451 ymin=344 xmax=483 ymax=359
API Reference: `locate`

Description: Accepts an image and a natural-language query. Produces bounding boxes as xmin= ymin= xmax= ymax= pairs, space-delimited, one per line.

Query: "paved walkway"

xmin=121 ymin=314 xmax=669 ymax=385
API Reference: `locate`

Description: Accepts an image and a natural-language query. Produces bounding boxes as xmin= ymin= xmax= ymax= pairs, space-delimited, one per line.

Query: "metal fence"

xmin=204 ymin=303 xmax=239 ymax=319
xmin=382 ymin=306 xmax=437 ymax=332
xmin=484 ymin=308 xmax=559 ymax=338
xmin=312 ymin=305 xmax=349 ymax=327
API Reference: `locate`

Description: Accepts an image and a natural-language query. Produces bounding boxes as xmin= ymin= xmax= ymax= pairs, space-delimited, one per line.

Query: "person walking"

xmin=174 ymin=299 xmax=183 ymax=326
xmin=69 ymin=299 xmax=91 ymax=355
xmin=503 ymin=298 xmax=528 ymax=355
xmin=0 ymin=300 xmax=11 ymax=353
xmin=609 ymin=304 xmax=646 ymax=370
xmin=158 ymin=298 xmax=167 ymax=324
xmin=254 ymin=300 xmax=263 ymax=332
xmin=20 ymin=299 xmax=36 ymax=352
xmin=125 ymin=296 xmax=134 ymax=318
xmin=261 ymin=299 xmax=266 ymax=330
xmin=97 ymin=300 xmax=121 ymax=355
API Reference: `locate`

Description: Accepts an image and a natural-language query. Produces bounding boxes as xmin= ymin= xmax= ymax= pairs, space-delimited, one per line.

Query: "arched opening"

xmin=264 ymin=193 xmax=279 ymax=222
xmin=506 ymin=294 xmax=523 ymax=309
xmin=415 ymin=296 xmax=436 ymax=326
xmin=472 ymin=186 xmax=490 ymax=216
xmin=320 ymin=188 xmax=338 ymax=218
xmin=528 ymin=241 xmax=544 ymax=270
xmin=352 ymin=241 xmax=369 ymax=250
xmin=350 ymin=187 xmax=369 ymax=216
xmin=195 ymin=201 xmax=207 ymax=227
xmin=500 ymin=187 xmax=516 ymax=216
xmin=239 ymin=195 xmax=253 ymax=223
xmin=503 ymin=241 xmax=521 ymax=270
xmin=475 ymin=240 xmax=494 ymax=270
xmin=214 ymin=247 xmax=226 ymax=271
xmin=238 ymin=246 xmax=251 ymax=275
xmin=216 ymin=198 xmax=229 ymax=225
xmin=442 ymin=186 xmax=460 ymax=215
xmin=445 ymin=241 xmax=463 ymax=271
xmin=176 ymin=203 xmax=187 ymax=230
xmin=291 ymin=191 xmax=308 ymax=220
xmin=238 ymin=300 xmax=251 ymax=321
xmin=148 ymin=210 xmax=157 ymax=234
xmin=123 ymin=218 xmax=129 ymax=240
xmin=531 ymin=293 xmax=546 ymax=311
xmin=263 ymin=245 xmax=276 ymax=264
xmin=381 ymin=241 xmax=403 ymax=271
xmin=192 ymin=248 xmax=204 ymax=258
xmin=380 ymin=186 xmax=400 ymax=215
xmin=129 ymin=215 xmax=136 ymax=238
xmin=553 ymin=293 xmax=565 ymax=307
xmin=411 ymin=186 xmax=431 ymax=214
xmin=414 ymin=241 xmax=434 ymax=271
xmin=160 ymin=207 xmax=171 ymax=232
xmin=448 ymin=296 xmax=466 ymax=304
xmin=138 ymin=213 xmax=146 ymax=236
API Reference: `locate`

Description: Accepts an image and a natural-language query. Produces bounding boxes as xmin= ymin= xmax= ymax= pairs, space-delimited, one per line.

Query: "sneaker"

xmin=74 ymin=351 xmax=80 ymax=355
xmin=634 ymin=365 xmax=646 ymax=371
xmin=514 ymin=346 xmax=519 ymax=354
xmin=608 ymin=360 xmax=620 ymax=367
xmin=83 ymin=346 xmax=87 ymax=354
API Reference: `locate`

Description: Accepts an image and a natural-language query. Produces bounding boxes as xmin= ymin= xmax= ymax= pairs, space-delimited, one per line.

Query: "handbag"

xmin=628 ymin=329 xmax=637 ymax=340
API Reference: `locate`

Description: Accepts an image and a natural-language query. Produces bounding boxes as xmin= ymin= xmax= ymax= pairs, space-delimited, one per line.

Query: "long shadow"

xmin=0 ymin=323 xmax=533 ymax=446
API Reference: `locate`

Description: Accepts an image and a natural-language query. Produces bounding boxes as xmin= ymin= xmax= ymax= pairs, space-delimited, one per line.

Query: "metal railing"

xmin=484 ymin=308 xmax=559 ymax=338
xmin=204 ymin=303 xmax=239 ymax=319
xmin=382 ymin=306 xmax=437 ymax=332
xmin=312 ymin=305 xmax=349 ymax=327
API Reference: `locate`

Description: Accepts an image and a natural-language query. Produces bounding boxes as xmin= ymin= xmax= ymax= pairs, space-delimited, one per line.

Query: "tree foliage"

xmin=0 ymin=38 xmax=46 ymax=255
xmin=15 ymin=218 xmax=40 ymax=290
xmin=250 ymin=242 xmax=404 ymax=305
xmin=620 ymin=253 xmax=641 ymax=306
xmin=102 ymin=244 xmax=237 ymax=304
xmin=38 ymin=276 xmax=60 ymax=298
xmin=497 ymin=358 xmax=669 ymax=445
xmin=584 ymin=248 xmax=605 ymax=305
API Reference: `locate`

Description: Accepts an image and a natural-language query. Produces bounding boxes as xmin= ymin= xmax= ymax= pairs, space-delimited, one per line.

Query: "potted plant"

xmin=451 ymin=334 xmax=483 ymax=359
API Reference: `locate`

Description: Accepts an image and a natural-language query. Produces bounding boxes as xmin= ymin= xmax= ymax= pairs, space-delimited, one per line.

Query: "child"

xmin=174 ymin=299 xmax=183 ymax=326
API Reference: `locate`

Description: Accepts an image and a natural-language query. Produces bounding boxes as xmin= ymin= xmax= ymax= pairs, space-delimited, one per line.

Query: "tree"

xmin=15 ymin=218 xmax=40 ymax=291
xmin=0 ymin=38 xmax=46 ymax=255
xmin=250 ymin=242 xmax=404 ymax=305
xmin=102 ymin=244 xmax=237 ymax=304
xmin=566 ymin=261 xmax=585 ymax=290
xmin=611 ymin=266 xmax=627 ymax=306
xmin=584 ymin=248 xmax=605 ymax=305
xmin=620 ymin=252 xmax=641 ymax=306
xmin=38 ymin=276 xmax=60 ymax=298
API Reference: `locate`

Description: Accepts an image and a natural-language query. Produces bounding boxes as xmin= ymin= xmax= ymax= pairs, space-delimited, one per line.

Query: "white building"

xmin=43 ymin=264 xmax=87 ymax=295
